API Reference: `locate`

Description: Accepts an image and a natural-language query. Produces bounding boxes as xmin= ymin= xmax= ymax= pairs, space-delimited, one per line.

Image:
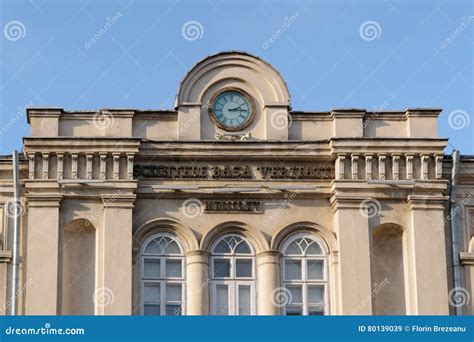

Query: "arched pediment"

xmin=175 ymin=51 xmax=290 ymax=107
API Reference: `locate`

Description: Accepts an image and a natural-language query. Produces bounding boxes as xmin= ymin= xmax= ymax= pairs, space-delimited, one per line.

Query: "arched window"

xmin=140 ymin=233 xmax=185 ymax=316
xmin=210 ymin=234 xmax=256 ymax=315
xmin=281 ymin=232 xmax=329 ymax=315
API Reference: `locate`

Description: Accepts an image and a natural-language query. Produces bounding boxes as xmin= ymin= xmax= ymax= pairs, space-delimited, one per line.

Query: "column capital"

xmin=185 ymin=249 xmax=210 ymax=264
xmin=256 ymin=250 xmax=281 ymax=265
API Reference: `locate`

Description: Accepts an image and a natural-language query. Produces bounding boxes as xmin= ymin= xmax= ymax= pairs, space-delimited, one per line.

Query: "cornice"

xmin=101 ymin=193 xmax=136 ymax=208
xmin=407 ymin=194 xmax=449 ymax=210
xmin=26 ymin=194 xmax=62 ymax=207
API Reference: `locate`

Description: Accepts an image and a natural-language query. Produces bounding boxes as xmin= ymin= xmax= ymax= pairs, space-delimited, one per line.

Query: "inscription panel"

xmin=134 ymin=163 xmax=333 ymax=180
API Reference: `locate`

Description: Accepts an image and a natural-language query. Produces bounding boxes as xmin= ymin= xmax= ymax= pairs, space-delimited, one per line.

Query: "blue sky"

xmin=0 ymin=0 xmax=472 ymax=154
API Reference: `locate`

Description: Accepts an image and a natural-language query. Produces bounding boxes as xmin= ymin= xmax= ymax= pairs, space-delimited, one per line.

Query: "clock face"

xmin=210 ymin=90 xmax=254 ymax=131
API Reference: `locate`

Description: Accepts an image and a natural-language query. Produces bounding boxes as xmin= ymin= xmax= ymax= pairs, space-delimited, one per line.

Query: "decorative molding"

xmin=86 ymin=154 xmax=93 ymax=179
xmin=365 ymin=154 xmax=373 ymax=180
xmin=406 ymin=154 xmax=414 ymax=180
xmin=28 ymin=153 xmax=35 ymax=180
xmin=113 ymin=153 xmax=120 ymax=180
xmin=71 ymin=154 xmax=78 ymax=179
xmin=57 ymin=153 xmax=64 ymax=180
xmin=336 ymin=154 xmax=345 ymax=180
xmin=126 ymin=153 xmax=134 ymax=180
xmin=435 ymin=154 xmax=443 ymax=180
xmin=378 ymin=154 xmax=386 ymax=180
xmin=421 ymin=154 xmax=429 ymax=180
xmin=351 ymin=154 xmax=359 ymax=180
xmin=99 ymin=153 xmax=107 ymax=180
xmin=42 ymin=153 xmax=49 ymax=179
xmin=392 ymin=154 xmax=400 ymax=180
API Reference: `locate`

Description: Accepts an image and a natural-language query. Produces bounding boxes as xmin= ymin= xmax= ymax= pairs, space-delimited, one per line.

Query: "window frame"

xmin=280 ymin=232 xmax=330 ymax=316
xmin=139 ymin=233 xmax=186 ymax=316
xmin=210 ymin=234 xmax=257 ymax=315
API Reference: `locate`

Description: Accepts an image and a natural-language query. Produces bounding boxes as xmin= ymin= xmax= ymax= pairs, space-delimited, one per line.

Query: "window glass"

xmin=214 ymin=240 xmax=231 ymax=254
xmin=216 ymin=285 xmax=229 ymax=316
xmin=236 ymin=259 xmax=252 ymax=277
xmin=165 ymin=259 xmax=182 ymax=278
xmin=214 ymin=258 xmax=231 ymax=277
xmin=143 ymin=284 xmax=160 ymax=303
xmin=143 ymin=259 xmax=161 ymax=278
xmin=286 ymin=285 xmax=302 ymax=304
xmin=307 ymin=260 xmax=324 ymax=280
xmin=306 ymin=242 xmax=322 ymax=255
xmin=285 ymin=259 xmax=302 ymax=280
xmin=308 ymin=285 xmax=324 ymax=303
xmin=286 ymin=305 xmax=303 ymax=316
xmin=238 ymin=285 xmax=251 ymax=315
xmin=308 ymin=306 xmax=325 ymax=315
xmin=164 ymin=241 xmax=181 ymax=254
xmin=166 ymin=283 xmax=182 ymax=302
xmin=166 ymin=305 xmax=182 ymax=316
xmin=235 ymin=241 xmax=251 ymax=254
xmin=144 ymin=305 xmax=160 ymax=315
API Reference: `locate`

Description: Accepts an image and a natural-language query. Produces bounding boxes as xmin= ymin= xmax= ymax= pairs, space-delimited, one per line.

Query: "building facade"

xmin=0 ymin=51 xmax=472 ymax=316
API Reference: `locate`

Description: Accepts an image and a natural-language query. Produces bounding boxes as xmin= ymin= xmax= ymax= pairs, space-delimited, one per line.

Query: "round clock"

xmin=209 ymin=88 xmax=255 ymax=131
